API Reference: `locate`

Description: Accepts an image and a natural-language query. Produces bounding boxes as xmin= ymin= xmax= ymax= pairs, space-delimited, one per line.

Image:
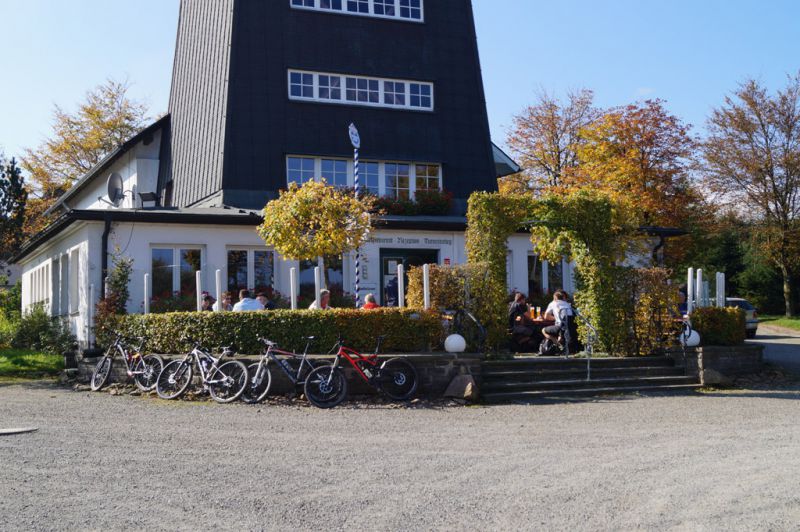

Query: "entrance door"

xmin=380 ymin=249 xmax=439 ymax=306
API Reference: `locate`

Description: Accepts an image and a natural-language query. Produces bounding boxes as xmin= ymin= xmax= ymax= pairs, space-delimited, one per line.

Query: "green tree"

xmin=21 ymin=79 xmax=148 ymax=236
xmin=704 ymin=74 xmax=800 ymax=316
xmin=0 ymin=156 xmax=28 ymax=262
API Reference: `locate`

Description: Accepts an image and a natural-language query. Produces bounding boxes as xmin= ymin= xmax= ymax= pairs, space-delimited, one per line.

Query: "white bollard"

xmin=290 ymin=267 xmax=298 ymax=310
xmin=215 ymin=269 xmax=223 ymax=311
xmin=423 ymin=264 xmax=431 ymax=310
xmin=88 ymin=283 xmax=95 ymax=347
xmin=695 ymin=269 xmax=703 ymax=308
xmin=196 ymin=270 xmax=203 ymax=312
xmin=143 ymin=274 xmax=150 ymax=314
xmin=718 ymin=272 xmax=726 ymax=307
xmin=397 ymin=264 xmax=405 ymax=308
xmin=687 ymin=267 xmax=695 ymax=314
xmin=314 ymin=266 xmax=322 ymax=308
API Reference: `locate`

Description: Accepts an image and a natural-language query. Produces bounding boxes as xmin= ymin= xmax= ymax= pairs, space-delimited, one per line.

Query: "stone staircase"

xmin=481 ymin=355 xmax=700 ymax=402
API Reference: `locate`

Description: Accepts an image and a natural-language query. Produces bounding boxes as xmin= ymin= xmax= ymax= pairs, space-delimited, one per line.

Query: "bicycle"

xmin=303 ymin=336 xmax=418 ymax=409
xmin=450 ymin=308 xmax=487 ymax=353
xmin=156 ymin=340 xmax=249 ymax=403
xmin=241 ymin=336 xmax=318 ymax=404
xmin=90 ymin=333 xmax=164 ymax=392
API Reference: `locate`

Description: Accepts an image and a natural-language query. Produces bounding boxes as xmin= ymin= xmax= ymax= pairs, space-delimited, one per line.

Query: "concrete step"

xmin=482 ymin=356 xmax=675 ymax=371
xmin=481 ymin=375 xmax=696 ymax=393
xmin=482 ymin=383 xmax=702 ymax=402
xmin=482 ymin=366 xmax=686 ymax=382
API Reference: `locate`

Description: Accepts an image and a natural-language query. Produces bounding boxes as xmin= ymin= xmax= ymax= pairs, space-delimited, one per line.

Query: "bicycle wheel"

xmin=208 ymin=360 xmax=249 ymax=404
xmin=90 ymin=352 xmax=114 ymax=391
xmin=376 ymin=358 xmax=418 ymax=401
xmin=242 ymin=362 xmax=272 ymax=404
xmin=304 ymin=365 xmax=348 ymax=409
xmin=133 ymin=354 xmax=164 ymax=392
xmin=156 ymin=359 xmax=193 ymax=400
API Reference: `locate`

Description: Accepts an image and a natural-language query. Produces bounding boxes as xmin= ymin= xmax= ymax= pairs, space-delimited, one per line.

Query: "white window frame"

xmin=287 ymin=69 xmax=434 ymax=112
xmin=290 ymin=0 xmax=424 ymax=23
xmin=285 ymin=156 xmax=442 ymax=198
xmin=226 ymin=247 xmax=277 ymax=292
xmin=68 ymin=248 xmax=80 ymax=315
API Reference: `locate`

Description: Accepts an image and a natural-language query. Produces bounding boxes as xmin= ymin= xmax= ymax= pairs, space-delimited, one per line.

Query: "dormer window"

xmin=290 ymin=0 xmax=423 ymax=22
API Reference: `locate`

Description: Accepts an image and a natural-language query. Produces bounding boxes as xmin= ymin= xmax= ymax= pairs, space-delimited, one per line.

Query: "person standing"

xmin=233 ymin=289 xmax=265 ymax=311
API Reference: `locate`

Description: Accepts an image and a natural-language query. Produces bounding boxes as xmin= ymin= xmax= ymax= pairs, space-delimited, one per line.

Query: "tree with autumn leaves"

xmin=506 ymin=96 xmax=705 ymax=264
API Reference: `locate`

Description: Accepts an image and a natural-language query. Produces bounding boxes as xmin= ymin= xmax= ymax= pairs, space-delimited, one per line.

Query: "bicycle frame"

xmin=108 ymin=336 xmax=149 ymax=377
xmin=328 ymin=339 xmax=384 ymax=384
xmin=266 ymin=345 xmax=315 ymax=384
xmin=174 ymin=347 xmax=230 ymax=386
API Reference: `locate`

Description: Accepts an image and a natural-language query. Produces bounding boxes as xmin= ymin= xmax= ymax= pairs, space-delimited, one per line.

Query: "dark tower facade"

xmin=161 ymin=0 xmax=497 ymax=214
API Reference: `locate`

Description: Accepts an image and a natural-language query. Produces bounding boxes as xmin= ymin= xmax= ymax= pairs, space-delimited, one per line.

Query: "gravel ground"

xmin=1 ymin=382 xmax=799 ymax=531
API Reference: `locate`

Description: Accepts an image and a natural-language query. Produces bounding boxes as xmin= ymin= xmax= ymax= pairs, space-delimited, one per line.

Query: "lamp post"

xmin=349 ymin=123 xmax=362 ymax=308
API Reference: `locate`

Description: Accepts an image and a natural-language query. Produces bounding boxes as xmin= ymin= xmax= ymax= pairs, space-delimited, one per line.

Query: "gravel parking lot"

xmin=1 ymin=382 xmax=799 ymax=531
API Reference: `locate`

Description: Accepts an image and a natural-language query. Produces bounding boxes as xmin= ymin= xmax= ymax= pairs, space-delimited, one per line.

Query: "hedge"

xmin=98 ymin=309 xmax=442 ymax=355
xmin=691 ymin=307 xmax=746 ymax=346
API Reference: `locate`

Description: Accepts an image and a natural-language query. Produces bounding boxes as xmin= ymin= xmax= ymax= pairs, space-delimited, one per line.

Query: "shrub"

xmin=97 ymin=308 xmax=442 ymax=355
xmin=11 ymin=304 xmax=76 ymax=355
xmin=0 ymin=311 xmax=16 ymax=348
xmin=406 ymin=263 xmax=506 ymax=351
xmin=691 ymin=307 xmax=746 ymax=346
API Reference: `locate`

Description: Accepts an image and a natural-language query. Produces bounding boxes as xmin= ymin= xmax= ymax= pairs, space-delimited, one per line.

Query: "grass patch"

xmin=759 ymin=315 xmax=800 ymax=332
xmin=0 ymin=348 xmax=64 ymax=379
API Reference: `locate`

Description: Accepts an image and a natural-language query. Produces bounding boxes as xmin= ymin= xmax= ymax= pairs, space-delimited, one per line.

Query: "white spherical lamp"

xmin=445 ymin=334 xmax=467 ymax=353
xmin=680 ymin=330 xmax=701 ymax=347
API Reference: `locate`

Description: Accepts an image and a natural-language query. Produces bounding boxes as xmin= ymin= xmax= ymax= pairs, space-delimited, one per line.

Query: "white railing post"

xmin=687 ymin=267 xmax=695 ymax=314
xmin=718 ymin=272 xmax=726 ymax=307
xmin=422 ymin=264 xmax=431 ymax=310
xmin=196 ymin=270 xmax=203 ymax=312
xmin=290 ymin=267 xmax=298 ymax=310
xmin=215 ymin=269 xmax=223 ymax=311
xmin=88 ymin=283 xmax=95 ymax=348
xmin=314 ymin=266 xmax=322 ymax=309
xmin=695 ymin=269 xmax=703 ymax=308
xmin=143 ymin=273 xmax=150 ymax=314
xmin=397 ymin=264 xmax=405 ymax=308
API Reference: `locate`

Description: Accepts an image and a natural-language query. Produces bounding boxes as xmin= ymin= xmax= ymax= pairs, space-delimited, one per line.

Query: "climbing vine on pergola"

xmin=466 ymin=189 xmax=636 ymax=353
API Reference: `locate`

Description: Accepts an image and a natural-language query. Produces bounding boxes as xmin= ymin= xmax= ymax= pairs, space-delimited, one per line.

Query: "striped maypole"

xmin=349 ymin=123 xmax=362 ymax=308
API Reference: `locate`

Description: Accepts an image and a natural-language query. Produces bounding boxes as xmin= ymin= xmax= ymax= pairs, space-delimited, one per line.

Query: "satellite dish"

xmin=106 ymin=173 xmax=124 ymax=207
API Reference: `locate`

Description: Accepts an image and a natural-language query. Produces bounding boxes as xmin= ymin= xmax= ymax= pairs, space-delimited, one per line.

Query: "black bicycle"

xmin=156 ymin=341 xmax=249 ymax=403
xmin=451 ymin=308 xmax=487 ymax=352
xmin=90 ymin=333 xmax=164 ymax=392
xmin=242 ymin=336 xmax=318 ymax=404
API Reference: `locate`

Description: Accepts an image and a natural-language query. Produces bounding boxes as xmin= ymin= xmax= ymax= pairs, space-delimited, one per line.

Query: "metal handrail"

xmin=573 ymin=308 xmax=597 ymax=381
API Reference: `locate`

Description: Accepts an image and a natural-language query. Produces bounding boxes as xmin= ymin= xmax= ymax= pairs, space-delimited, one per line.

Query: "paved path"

xmin=751 ymin=325 xmax=800 ymax=373
xmin=1 ymin=382 xmax=799 ymax=530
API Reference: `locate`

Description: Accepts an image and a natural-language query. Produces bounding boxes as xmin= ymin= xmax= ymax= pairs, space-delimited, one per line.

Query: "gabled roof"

xmin=492 ymin=142 xmax=521 ymax=177
xmin=44 ymin=116 xmax=170 ymax=216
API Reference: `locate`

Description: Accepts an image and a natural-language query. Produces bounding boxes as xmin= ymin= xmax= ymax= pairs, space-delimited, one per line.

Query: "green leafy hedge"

xmin=691 ymin=307 xmax=746 ymax=346
xmin=98 ymin=309 xmax=442 ymax=355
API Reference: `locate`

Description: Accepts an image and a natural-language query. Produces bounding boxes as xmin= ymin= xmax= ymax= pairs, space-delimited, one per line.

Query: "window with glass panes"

xmin=321 ymin=159 xmax=348 ymax=187
xmin=373 ymin=0 xmax=396 ymax=16
xmin=347 ymin=0 xmax=369 ymax=13
xmin=320 ymin=0 xmax=342 ymax=8
xmin=410 ymin=83 xmax=432 ymax=108
xmin=386 ymin=163 xmax=410 ymax=199
xmin=399 ymin=0 xmax=421 ymax=19
xmin=289 ymin=72 xmax=314 ymax=98
xmin=318 ymin=75 xmax=341 ymax=100
xmin=384 ymin=81 xmax=405 ymax=106
xmin=227 ymin=249 xmax=275 ymax=302
xmin=362 ymin=162 xmax=380 ymax=196
xmin=415 ymin=164 xmax=440 ymax=192
xmin=151 ymin=247 xmax=202 ymax=300
xmin=291 ymin=0 xmax=314 ymax=6
xmin=287 ymin=157 xmax=315 ymax=185
xmin=346 ymin=77 xmax=379 ymax=104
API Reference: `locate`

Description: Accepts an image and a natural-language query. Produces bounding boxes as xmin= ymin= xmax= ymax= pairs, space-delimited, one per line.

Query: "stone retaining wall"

xmin=666 ymin=345 xmax=764 ymax=386
xmin=78 ymin=350 xmax=483 ymax=398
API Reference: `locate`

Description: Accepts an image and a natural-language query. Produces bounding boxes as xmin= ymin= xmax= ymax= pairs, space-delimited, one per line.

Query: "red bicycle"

xmin=303 ymin=336 xmax=418 ymax=409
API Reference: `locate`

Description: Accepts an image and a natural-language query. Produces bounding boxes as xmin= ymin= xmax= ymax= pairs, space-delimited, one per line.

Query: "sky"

xmin=1 ymin=0 xmax=799 ymax=159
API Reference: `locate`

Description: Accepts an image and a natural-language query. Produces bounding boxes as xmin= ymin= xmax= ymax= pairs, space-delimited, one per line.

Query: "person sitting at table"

xmin=362 ymin=293 xmax=380 ymax=310
xmin=233 ymin=289 xmax=264 ymax=312
xmin=542 ymin=290 xmax=573 ymax=346
xmin=508 ymin=292 xmax=537 ymax=353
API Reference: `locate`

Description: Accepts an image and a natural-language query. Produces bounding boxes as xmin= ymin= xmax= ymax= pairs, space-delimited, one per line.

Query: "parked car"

xmin=726 ymin=298 xmax=759 ymax=339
